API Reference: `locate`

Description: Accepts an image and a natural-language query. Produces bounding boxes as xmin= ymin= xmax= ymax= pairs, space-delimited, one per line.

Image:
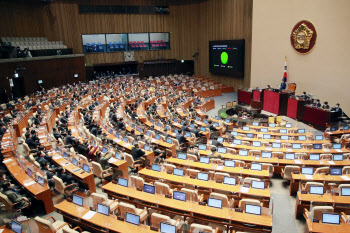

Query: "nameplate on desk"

xmin=312 ymin=219 xmax=319 ymax=223
xmin=61 ymin=162 xmax=71 ymax=166
xmin=216 ymin=180 xmax=222 ymax=183
xmin=230 ymin=144 xmax=236 ymax=147
xmin=117 ymin=216 xmax=125 ymax=221
xmin=294 ymin=160 xmax=302 ymax=164
xmin=53 ymin=156 xmax=62 ymax=160
xmin=275 ymin=140 xmax=281 ymax=143
xmin=137 ymin=188 xmax=142 ymax=191
xmin=287 ymin=149 xmax=293 ymax=152
xmin=199 ymin=202 xmax=206 ymax=206
xmin=265 ymin=147 xmax=272 ymax=151
xmin=24 ymin=180 xmax=36 ymax=187
xmin=216 ymin=165 xmax=223 ymax=170
xmin=235 ymin=208 xmax=243 ymax=212
xmin=240 ymin=187 xmax=249 ymax=193
xmin=301 ymin=191 xmax=307 ymax=194
xmin=108 ymin=158 xmax=117 ymax=163
xmin=294 ymin=171 xmax=300 ymax=174
xmin=113 ymin=139 xmax=121 ymax=143
xmin=150 ymin=227 xmax=158 ymax=231
xmin=165 ymin=194 xmax=172 ymax=198
xmin=335 ymin=149 xmax=343 ymax=153
xmin=151 ymin=139 xmax=156 ymax=143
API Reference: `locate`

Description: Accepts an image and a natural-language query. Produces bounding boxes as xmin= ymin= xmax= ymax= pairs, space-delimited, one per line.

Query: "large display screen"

xmin=209 ymin=40 xmax=245 ymax=77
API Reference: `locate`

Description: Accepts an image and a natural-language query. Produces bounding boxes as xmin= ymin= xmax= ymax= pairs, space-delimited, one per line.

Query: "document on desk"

xmin=61 ymin=162 xmax=71 ymax=167
xmin=230 ymin=144 xmax=236 ymax=147
xmin=216 ymin=165 xmax=223 ymax=170
xmin=108 ymin=157 xmax=117 ymax=163
xmin=304 ymin=175 xmax=313 ymax=180
xmin=287 ymin=149 xmax=293 ymax=152
xmin=24 ymin=180 xmax=36 ymax=187
xmin=335 ymin=149 xmax=343 ymax=153
xmin=53 ymin=156 xmax=62 ymax=160
xmin=151 ymin=139 xmax=156 ymax=143
xmin=240 ymin=187 xmax=249 ymax=193
xmin=328 ymin=161 xmax=335 ymax=165
xmin=113 ymin=138 xmax=121 ymax=143
xmin=275 ymin=140 xmax=281 ymax=143
xmin=3 ymin=158 xmax=13 ymax=164
xmin=82 ymin=211 xmax=96 ymax=220
xmin=341 ymin=176 xmax=350 ymax=181
xmin=294 ymin=160 xmax=302 ymax=164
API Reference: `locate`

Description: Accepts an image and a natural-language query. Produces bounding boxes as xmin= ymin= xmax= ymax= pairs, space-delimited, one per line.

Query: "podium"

xmin=287 ymin=98 xmax=305 ymax=121
xmin=238 ymin=90 xmax=252 ymax=105
xmin=263 ymin=90 xmax=288 ymax=115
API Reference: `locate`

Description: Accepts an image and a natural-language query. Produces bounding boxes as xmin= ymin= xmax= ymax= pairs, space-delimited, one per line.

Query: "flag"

xmin=283 ymin=57 xmax=287 ymax=82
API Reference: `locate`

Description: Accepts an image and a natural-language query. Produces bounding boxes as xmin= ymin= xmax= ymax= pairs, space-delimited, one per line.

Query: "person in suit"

xmin=181 ymin=122 xmax=190 ymax=132
xmin=279 ymin=79 xmax=286 ymax=92
xmin=208 ymin=120 xmax=218 ymax=132
xmin=31 ymin=130 xmax=40 ymax=143
xmin=301 ymin=92 xmax=309 ymax=100
xmin=131 ymin=143 xmax=145 ymax=162
xmin=176 ymin=131 xmax=187 ymax=145
xmin=56 ymin=167 xmax=75 ymax=185
xmin=25 ymin=133 xmax=40 ymax=150
xmin=60 ymin=112 xmax=68 ymax=125
xmin=211 ymin=136 xmax=223 ymax=147
xmin=322 ymin=101 xmax=330 ymax=110
xmin=116 ymin=118 xmax=125 ymax=130
xmin=190 ymin=125 xmax=201 ymax=138
xmin=96 ymin=151 xmax=112 ymax=170
xmin=33 ymin=114 xmax=41 ymax=126
xmin=65 ymin=130 xmax=76 ymax=146
xmin=314 ymin=99 xmax=321 ymax=108
xmin=332 ymin=103 xmax=343 ymax=119
xmin=2 ymin=181 xmax=31 ymax=210
xmin=41 ymin=161 xmax=55 ymax=188
xmin=52 ymin=127 xmax=63 ymax=140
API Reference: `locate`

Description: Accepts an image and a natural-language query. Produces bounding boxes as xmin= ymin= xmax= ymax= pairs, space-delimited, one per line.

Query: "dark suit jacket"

xmin=181 ymin=126 xmax=190 ymax=132
xmin=97 ymin=152 xmax=112 ymax=170
xmin=176 ymin=134 xmax=186 ymax=144
xmin=25 ymin=138 xmax=39 ymax=150
xmin=131 ymin=147 xmax=145 ymax=161
xmin=3 ymin=189 xmax=27 ymax=209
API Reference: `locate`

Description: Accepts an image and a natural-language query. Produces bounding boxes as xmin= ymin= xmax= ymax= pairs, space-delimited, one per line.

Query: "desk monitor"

xmin=262 ymin=152 xmax=272 ymax=158
xmin=298 ymin=135 xmax=306 ymax=141
xmin=37 ymin=176 xmax=44 ymax=186
xmin=198 ymin=144 xmax=207 ymax=150
xmin=330 ymin=168 xmax=342 ymax=175
xmin=146 ymin=131 xmax=151 ymax=137
xmin=166 ymin=138 xmax=173 ymax=144
xmin=63 ymin=152 xmax=68 ymax=159
xmin=97 ymin=203 xmax=109 ymax=216
xmin=309 ymin=154 xmax=320 ymax=161
xmin=144 ymin=145 xmax=151 ymax=151
xmin=252 ymin=122 xmax=259 ymax=126
xmin=26 ymin=168 xmax=33 ymax=178
xmin=118 ymin=177 xmax=128 ymax=187
xmin=190 ymin=124 xmax=195 ymax=128
xmin=199 ymin=156 xmax=210 ymax=164
xmin=292 ymin=143 xmax=301 ymax=149
xmin=333 ymin=143 xmax=341 ymax=149
xmin=173 ymin=168 xmax=184 ymax=177
xmin=322 ymin=213 xmax=340 ymax=225
xmin=208 ymin=197 xmax=223 ymax=209
xmin=197 ymin=172 xmax=209 ymax=181
xmin=286 ymin=123 xmax=292 ymax=128
xmin=203 ymin=120 xmax=208 ymax=124
xmin=233 ymin=139 xmax=241 ymax=145
xmin=213 ymin=122 xmax=219 ymax=127
xmin=115 ymin=152 xmax=121 ymax=160
xmin=152 ymin=164 xmax=161 ymax=172
xmin=301 ymin=167 xmax=314 ymax=175
xmin=215 ymin=116 xmax=219 ymax=120
xmin=218 ymin=147 xmax=227 ymax=154
xmin=261 ymin=128 xmax=268 ymax=133
xmin=269 ymin=123 xmax=276 ymax=128
xmin=177 ymin=153 xmax=187 ymax=160
xmin=195 ymin=117 xmax=200 ymax=121
xmin=155 ymin=134 xmax=161 ymax=140
xmin=83 ymin=164 xmax=90 ymax=173
xmin=341 ymin=187 xmax=350 ymax=196
xmin=243 ymin=126 xmax=250 ymax=131
xmin=144 ymin=184 xmax=155 ymax=194
xmin=333 ymin=154 xmax=343 ymax=161
xmin=126 ymin=212 xmax=140 ymax=226
xmin=185 ymin=132 xmax=191 ymax=138
xmin=180 ymin=121 xmax=185 ymax=126
xmin=223 ymin=176 xmax=236 ymax=185
xmin=251 ymin=163 xmax=262 ymax=171
xmin=225 ymin=119 xmax=230 ymax=123
xmin=224 ymin=160 xmax=235 ymax=167
xmin=157 ymin=123 xmax=162 ymax=127
xmin=263 ymin=134 xmax=271 ymax=139
xmin=109 ymin=128 xmax=114 ymax=134
xmin=72 ymin=158 xmax=78 ymax=166
xmin=298 ymin=129 xmax=305 ymax=134
xmin=253 ymin=141 xmax=261 ymax=147
xmin=138 ymin=127 xmax=143 ymax=133
xmin=73 ymin=194 xmax=83 ymax=206
xmin=251 ymin=180 xmax=265 ymax=190
xmin=280 ymin=129 xmax=287 ymax=134
xmin=246 ymin=133 xmax=254 ymax=138
xmin=245 ymin=204 xmax=261 ymax=215
xmin=173 ymin=191 xmax=186 ymax=201
xmin=313 ymin=144 xmax=322 ymax=149
xmin=116 ymin=132 xmax=120 ymax=138
xmin=238 ymin=149 xmax=248 ymax=156
xmin=152 ymin=120 xmax=155 ymax=124
xmin=330 ymin=127 xmax=337 ymax=132
xmin=164 ymin=125 xmax=169 ymax=131
xmin=217 ymin=137 xmax=224 ymax=143
xmin=344 ymin=125 xmax=349 ymax=130
xmin=160 ymin=222 xmax=176 ymax=233
xmin=272 ymin=143 xmax=281 ymax=148
xmin=281 ymin=135 xmax=289 ymax=140
xmin=285 ymin=153 xmax=295 ymax=160
xmin=231 ymin=131 xmax=238 ymax=136
xmin=102 ymin=147 xmax=108 ymax=153
xmin=173 ymin=118 xmax=178 ymax=122
xmin=11 ymin=220 xmax=22 ymax=233
xmin=315 ymin=135 xmax=323 ymax=140
xmin=200 ymin=127 xmax=206 ymax=132
xmin=309 ymin=186 xmax=324 ymax=195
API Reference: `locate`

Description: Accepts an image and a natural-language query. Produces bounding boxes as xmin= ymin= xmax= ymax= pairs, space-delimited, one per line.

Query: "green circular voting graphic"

xmin=221 ymin=52 xmax=228 ymax=64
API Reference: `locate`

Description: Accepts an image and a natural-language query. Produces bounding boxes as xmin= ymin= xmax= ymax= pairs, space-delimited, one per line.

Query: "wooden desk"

xmin=230 ymin=135 xmax=330 ymax=145
xmin=287 ymin=98 xmax=305 ymax=121
xmin=325 ymin=129 xmax=350 ymax=141
xmin=4 ymin=157 xmax=54 ymax=214
xmin=304 ymin=106 xmax=337 ymax=128
xmin=102 ymin=183 xmax=273 ymax=232
xmin=304 ymin=218 xmax=350 ymax=233
xmin=263 ymin=90 xmax=288 ymax=115
xmin=235 ymin=129 xmax=313 ymax=137
xmin=13 ymin=110 xmax=33 ymax=137
xmin=55 ymin=201 xmax=155 ymax=233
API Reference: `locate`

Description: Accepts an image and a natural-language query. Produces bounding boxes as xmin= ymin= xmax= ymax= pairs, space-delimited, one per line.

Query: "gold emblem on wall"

xmin=290 ymin=20 xmax=317 ymax=54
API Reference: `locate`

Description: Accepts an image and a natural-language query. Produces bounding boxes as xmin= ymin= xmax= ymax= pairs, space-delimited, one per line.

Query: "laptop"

xmin=152 ymin=164 xmax=161 ymax=172
xmin=344 ymin=125 xmax=349 ymax=130
xmin=115 ymin=152 xmax=121 ymax=160
xmin=309 ymin=186 xmax=324 ymax=195
xmin=333 ymin=144 xmax=341 ymax=149
xmin=200 ymin=127 xmax=206 ymax=132
xmin=190 ymin=124 xmax=195 ymax=128
xmin=173 ymin=191 xmax=186 ymax=201
xmin=298 ymin=135 xmax=306 ymax=141
xmin=251 ymin=180 xmax=265 ymax=190
xmin=243 ymin=126 xmax=250 ymax=131
xmin=239 ymin=150 xmax=248 ymax=156
xmin=224 ymin=160 xmax=235 ymax=167
xmin=292 ymin=143 xmax=301 ymax=149
xmin=298 ymin=129 xmax=305 ymax=133
xmin=269 ymin=123 xmax=276 ymax=128
xmin=341 ymin=187 xmax=350 ymax=196
xmin=253 ymin=141 xmax=261 ymax=147
xmin=73 ymin=194 xmax=83 ymax=206
xmin=330 ymin=168 xmax=342 ymax=175
xmin=225 ymin=119 xmax=230 ymax=123
xmin=160 ymin=222 xmax=176 ymax=233
xmin=197 ymin=172 xmax=209 ymax=181
xmin=116 ymin=132 xmax=120 ymax=138
xmin=223 ymin=176 xmax=236 ymax=185
xmin=144 ymin=184 xmax=155 ymax=194
xmin=231 ymin=131 xmax=238 ymax=136
xmin=177 ymin=153 xmax=187 ymax=160
xmin=155 ymin=134 xmax=161 ymax=140
xmin=166 ymin=138 xmax=172 ymax=144
xmin=213 ymin=123 xmax=219 ymax=127
xmin=252 ymin=122 xmax=259 ymax=126
xmin=207 ymin=197 xmax=223 ymax=209
xmin=280 ymin=129 xmax=287 ymax=134
xmin=262 ymin=152 xmax=272 ymax=158
xmin=330 ymin=127 xmax=337 ymax=132
xmin=215 ymin=116 xmax=219 ymax=120
xmin=63 ymin=152 xmax=68 ymax=159
xmin=245 ymin=204 xmax=261 ymax=215
xmin=217 ymin=137 xmax=224 ymax=143
xmin=173 ymin=168 xmax=184 ymax=177
xmin=251 ymin=163 xmax=262 ymax=171
xmin=309 ymin=154 xmax=320 ymax=161
xmin=261 ymin=128 xmax=268 ymax=133
xmin=263 ymin=134 xmax=271 ymax=139
xmin=118 ymin=177 xmax=128 ymax=187
xmin=72 ymin=158 xmax=78 ymax=166
xmin=272 ymin=143 xmax=281 ymax=148
xmin=198 ymin=144 xmax=207 ymax=150
xmin=185 ymin=132 xmax=191 ymax=138
xmin=285 ymin=153 xmax=295 ymax=160
xmin=333 ymin=154 xmax=343 ymax=161
xmin=233 ymin=139 xmax=241 ymax=145
xmin=301 ymin=167 xmax=314 ymax=175
xmin=199 ymin=156 xmax=210 ymax=164
xmin=322 ymin=213 xmax=340 ymax=225
xmin=218 ymin=147 xmax=227 ymax=154
xmin=97 ymin=203 xmax=109 ymax=216
xmin=144 ymin=145 xmax=151 ymax=151
xmin=126 ymin=212 xmax=140 ymax=226
xmin=11 ymin=220 xmax=22 ymax=233
xmin=286 ymin=123 xmax=292 ymax=128
xmin=281 ymin=135 xmax=289 ymax=140
xmin=246 ymin=133 xmax=254 ymax=138
xmin=102 ymin=147 xmax=108 ymax=153
xmin=83 ymin=164 xmax=90 ymax=172
xmin=315 ymin=135 xmax=323 ymax=140
xmin=26 ymin=168 xmax=33 ymax=178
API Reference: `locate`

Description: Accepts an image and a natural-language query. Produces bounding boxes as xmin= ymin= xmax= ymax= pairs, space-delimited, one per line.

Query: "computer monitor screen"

xmin=344 ymin=125 xmax=349 ymax=130
xmin=341 ymin=187 xmax=350 ymax=196
xmin=207 ymin=197 xmax=223 ymax=209
xmin=269 ymin=123 xmax=276 ymax=128
xmin=203 ymin=120 xmax=208 ymax=124
xmin=233 ymin=139 xmax=241 ymax=145
xmin=263 ymin=134 xmax=271 ymax=139
xmin=190 ymin=124 xmax=195 ymax=128
xmin=322 ymin=213 xmax=340 ymax=225
xmin=144 ymin=145 xmax=151 ymax=151
xmin=243 ymin=126 xmax=250 ymax=131
xmin=309 ymin=186 xmax=324 ymax=195
xmin=333 ymin=154 xmax=343 ymax=161
xmin=116 ymin=132 xmax=120 ymax=138
xmin=198 ymin=144 xmax=207 ymax=150
xmin=239 ymin=150 xmax=248 ymax=156
xmin=330 ymin=127 xmax=337 ymax=132
xmin=333 ymin=144 xmax=341 ymax=149
xmin=160 ymin=222 xmax=176 ymax=233
xmin=118 ymin=177 xmax=128 ymax=187
xmin=252 ymin=122 xmax=259 ymax=126
xmin=152 ymin=164 xmax=161 ymax=172
xmin=213 ymin=123 xmax=219 ymax=127
xmin=73 ymin=194 xmax=83 ymax=206
xmin=177 ymin=153 xmax=187 ymax=160
xmin=280 ymin=129 xmax=287 ymax=134
xmin=223 ymin=176 xmax=236 ymax=185
xmin=246 ymin=133 xmax=254 ymax=138
xmin=102 ymin=147 xmax=108 ymax=153
xmin=298 ymin=136 xmax=306 ymax=141
xmin=285 ymin=153 xmax=295 ymax=160
xmin=252 ymin=180 xmax=265 ymax=189
xmin=38 ymin=176 xmax=44 ymax=186
xmin=26 ymin=168 xmax=32 ymax=178
xmin=63 ymin=152 xmax=68 ymax=159
xmin=115 ymin=152 xmax=121 ymax=160
xmin=144 ymin=184 xmax=155 ymax=194
xmin=231 ymin=131 xmax=238 ymax=136
xmin=298 ymin=129 xmax=305 ymax=133
xmin=224 ymin=160 xmax=235 ymax=167
xmin=292 ymin=144 xmax=301 ymax=149
xmin=217 ymin=137 xmax=224 ymax=143
xmin=218 ymin=147 xmax=227 ymax=154
xmin=301 ymin=167 xmax=314 ymax=175
xmin=313 ymin=144 xmax=322 ymax=149
xmin=272 ymin=143 xmax=281 ymax=148
xmin=138 ymin=127 xmax=143 ymax=133
xmin=245 ymin=204 xmax=261 ymax=215
xmin=225 ymin=119 xmax=230 ymax=123
xmin=286 ymin=123 xmax=292 ymax=128
xmin=253 ymin=141 xmax=261 ymax=147
xmin=174 ymin=118 xmax=178 ymax=122
xmin=199 ymin=127 xmax=205 ymax=132
xmin=72 ymin=158 xmax=78 ymax=166
xmin=281 ymin=135 xmax=289 ymax=140
xmin=132 ymin=124 xmax=136 ymax=129
xmin=262 ymin=152 xmax=272 ymax=158
xmin=146 ymin=131 xmax=151 ymax=136
xmin=330 ymin=168 xmax=342 ymax=175
xmin=315 ymin=135 xmax=323 ymax=140
xmin=173 ymin=168 xmax=184 ymax=177
xmin=83 ymin=164 xmax=90 ymax=172
xmin=155 ymin=134 xmax=161 ymax=140
xmin=173 ymin=191 xmax=186 ymax=201
xmin=251 ymin=163 xmax=262 ymax=171
xmin=261 ymin=128 xmax=268 ymax=133
xmin=157 ymin=123 xmax=161 ymax=127
xmin=126 ymin=212 xmax=140 ymax=225
xmin=197 ymin=172 xmax=209 ymax=181
xmin=199 ymin=157 xmax=209 ymax=164
xmin=309 ymin=154 xmax=320 ymax=161
xmin=215 ymin=116 xmax=219 ymax=120
xmin=166 ymin=138 xmax=172 ymax=144
xmin=97 ymin=203 xmax=109 ymax=216
xmin=185 ymin=132 xmax=191 ymax=138
xmin=11 ymin=220 xmax=21 ymax=233
xmin=180 ymin=121 xmax=184 ymax=125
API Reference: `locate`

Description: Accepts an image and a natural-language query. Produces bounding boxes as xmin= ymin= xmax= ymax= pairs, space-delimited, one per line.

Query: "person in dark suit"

xmin=313 ymin=99 xmax=321 ymax=108
xmin=25 ymin=133 xmax=40 ymax=150
xmin=322 ymin=101 xmax=330 ymax=110
xmin=96 ymin=151 xmax=112 ymax=170
xmin=190 ymin=125 xmax=201 ymax=138
xmin=181 ymin=122 xmax=190 ymax=132
xmin=301 ymin=92 xmax=309 ymax=100
xmin=31 ymin=130 xmax=40 ymax=143
xmin=52 ymin=127 xmax=63 ymax=140
xmin=131 ymin=143 xmax=145 ymax=162
xmin=116 ymin=118 xmax=125 ymax=130
xmin=65 ymin=130 xmax=76 ymax=146
xmin=56 ymin=167 xmax=75 ymax=185
xmin=34 ymin=114 xmax=41 ymax=126
xmin=2 ymin=181 xmax=31 ymax=210
xmin=41 ymin=161 xmax=55 ymax=188
xmin=211 ymin=136 xmax=223 ymax=147
xmin=91 ymin=125 xmax=98 ymax=136
xmin=280 ymin=79 xmax=286 ymax=92
xmin=208 ymin=120 xmax=218 ymax=132
xmin=176 ymin=131 xmax=187 ymax=145
xmin=332 ymin=103 xmax=343 ymax=119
